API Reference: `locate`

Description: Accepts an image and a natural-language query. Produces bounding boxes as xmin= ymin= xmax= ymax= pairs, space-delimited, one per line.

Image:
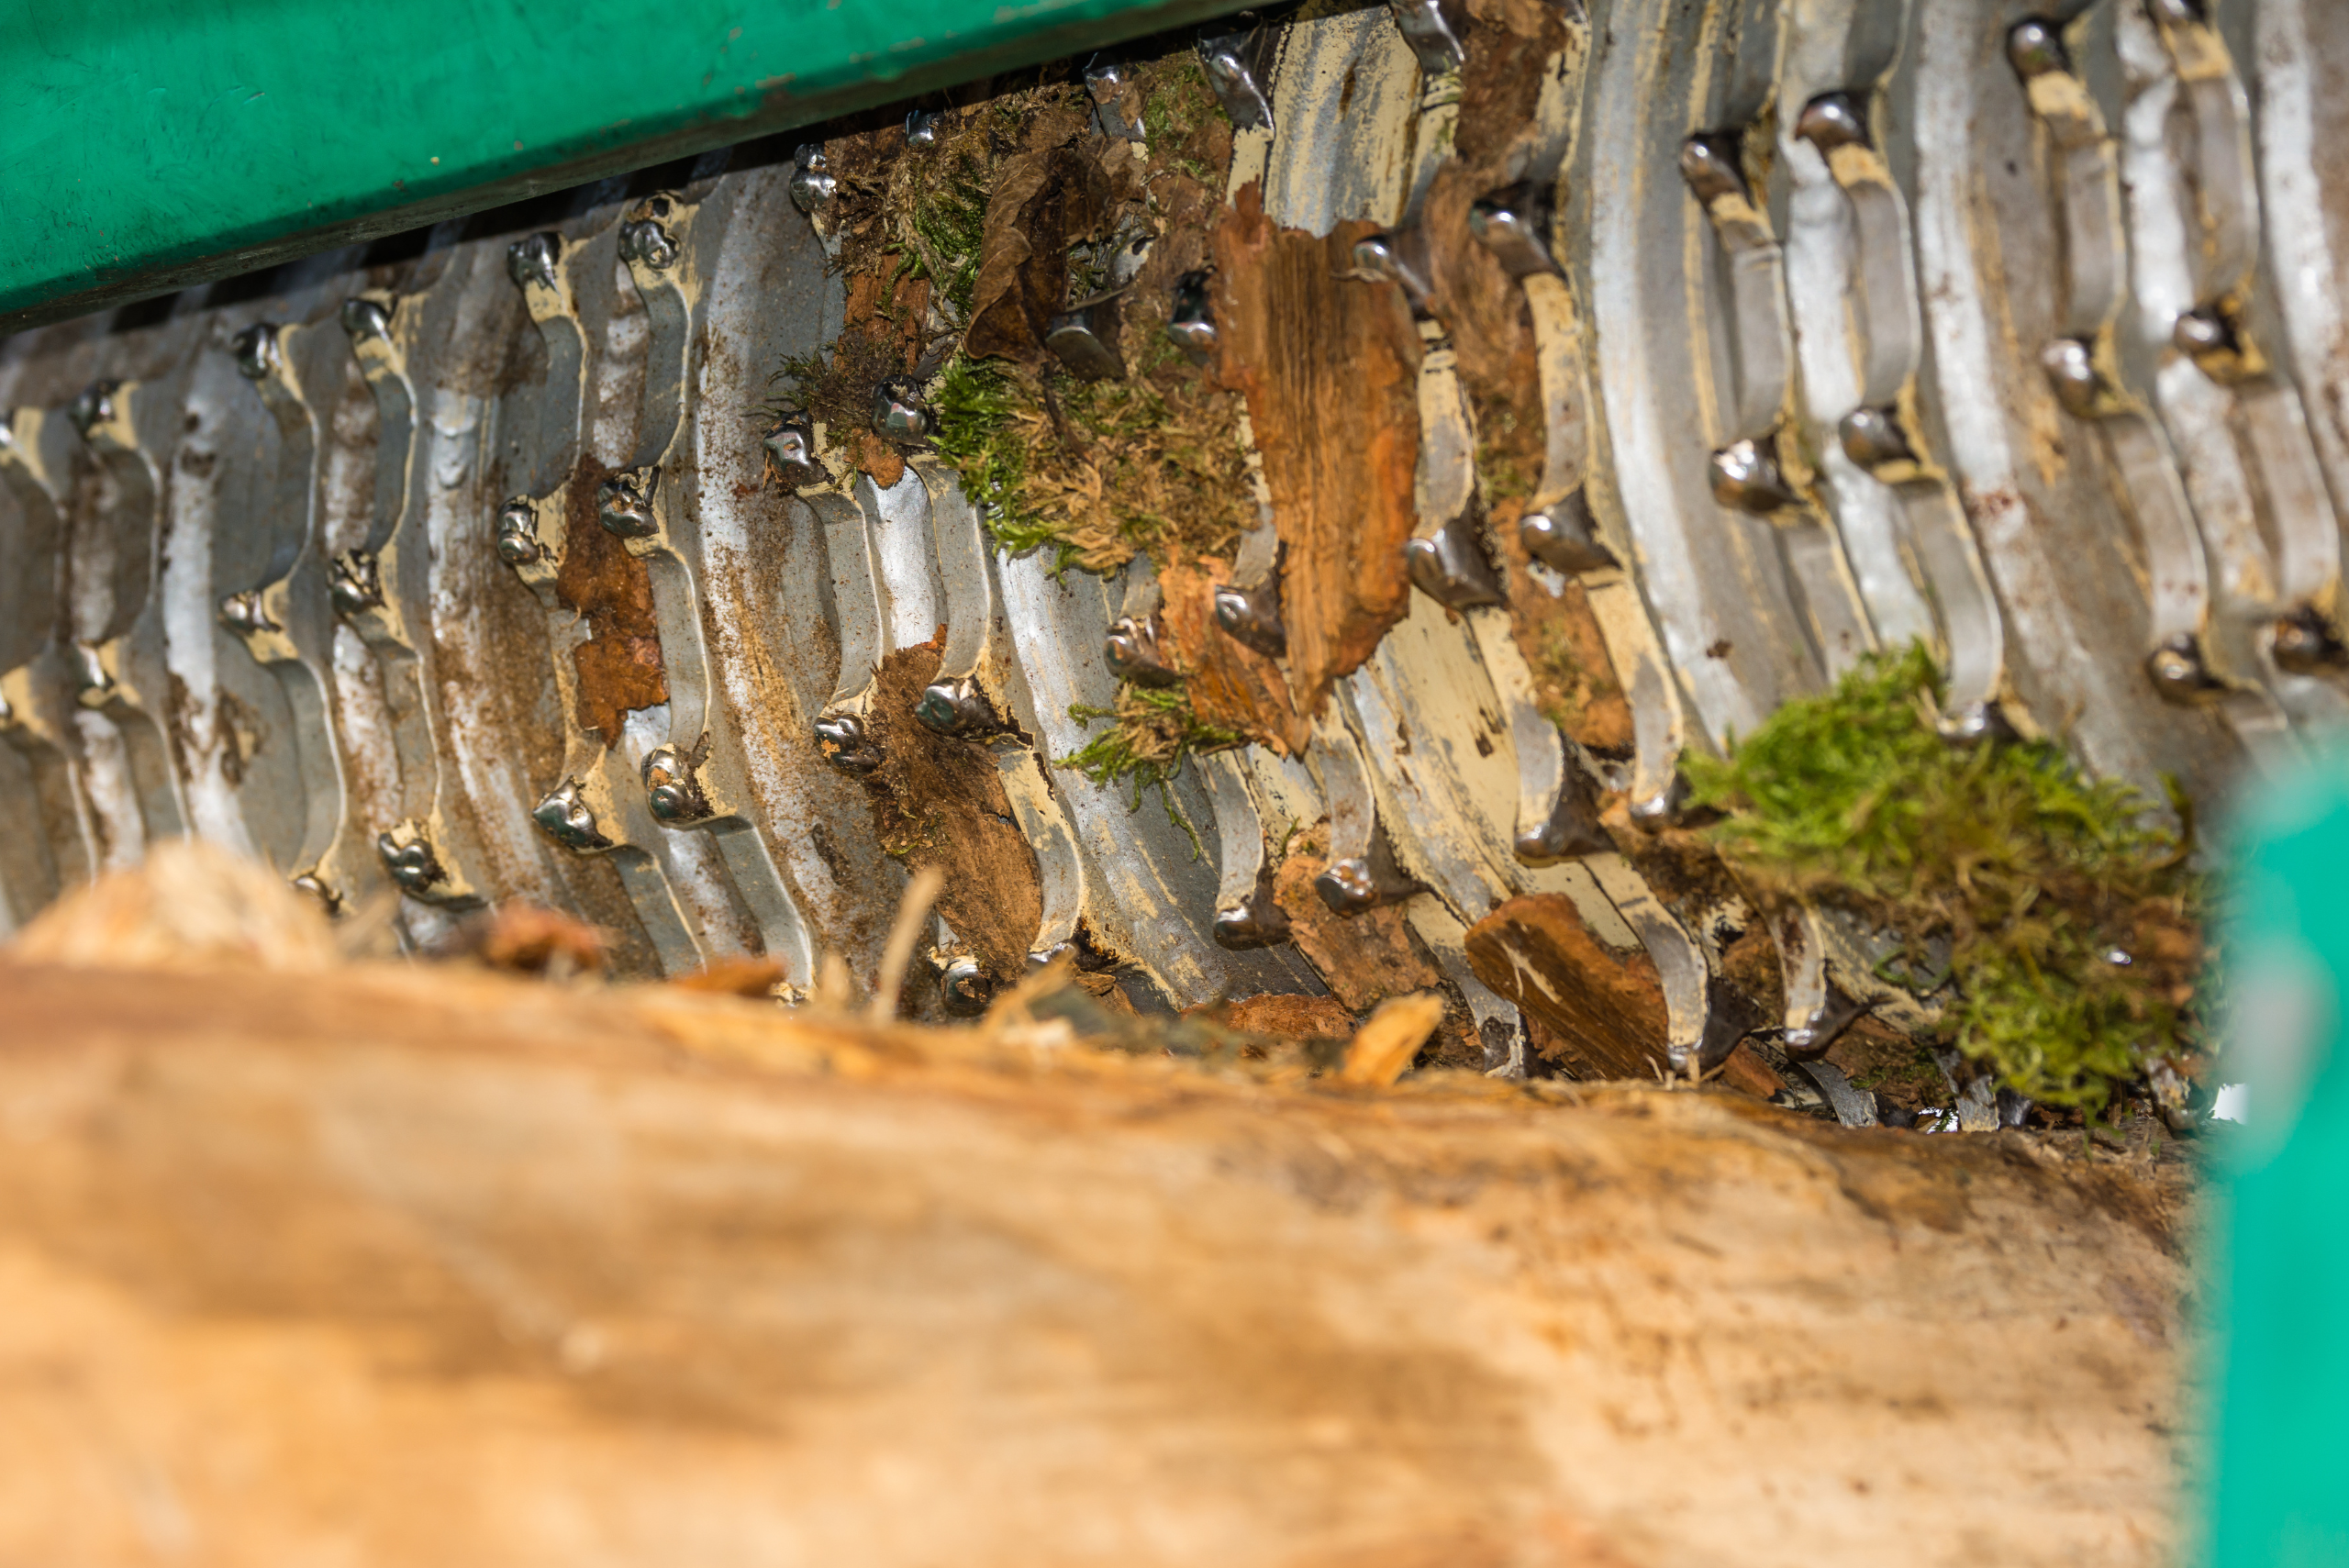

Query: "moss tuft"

xmin=1684 ymin=643 xmax=2205 ymax=1111
xmin=1059 ymin=683 xmax=1241 ymax=801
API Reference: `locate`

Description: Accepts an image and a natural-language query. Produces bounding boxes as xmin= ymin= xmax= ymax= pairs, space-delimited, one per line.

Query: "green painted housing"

xmin=0 ymin=0 xmax=1250 ymax=330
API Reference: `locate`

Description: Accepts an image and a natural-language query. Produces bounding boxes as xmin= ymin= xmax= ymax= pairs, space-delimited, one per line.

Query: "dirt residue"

xmin=555 ymin=458 xmax=668 ymax=742
xmin=852 ymin=646 xmax=1042 ymax=980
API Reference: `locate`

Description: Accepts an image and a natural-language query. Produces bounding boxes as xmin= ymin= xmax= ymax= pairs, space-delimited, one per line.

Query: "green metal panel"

xmin=0 ymin=0 xmax=1249 ymax=330
xmin=2209 ymin=749 xmax=2349 ymax=1567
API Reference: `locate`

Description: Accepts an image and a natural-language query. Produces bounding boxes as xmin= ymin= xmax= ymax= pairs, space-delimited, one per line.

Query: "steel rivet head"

xmin=1083 ymin=55 xmax=1126 ymax=105
xmin=2172 ymin=306 xmax=2234 ymax=359
xmin=1212 ymin=584 xmax=1286 ymax=658
xmin=68 ymin=381 xmax=117 ymax=439
xmin=2039 ymin=337 xmax=2103 ymax=417
xmin=1936 ymin=699 xmax=2018 ymax=745
xmin=217 ymin=589 xmax=275 ymax=636
xmin=1627 ymin=773 xmax=1690 ymax=830
xmin=941 ymin=956 xmax=993 ymax=1017
xmin=915 ymin=676 xmax=995 ymax=736
xmin=340 ymin=297 xmax=392 ymax=341
xmin=1196 ymin=24 xmax=1274 ymax=132
xmin=1404 ymin=524 xmax=1507 ymax=610
xmin=2271 ymin=606 xmax=2345 ymax=674
xmin=1213 ymin=896 xmax=1291 ymax=951
xmin=1468 ymin=183 xmax=1556 ymax=278
xmin=619 ymin=216 xmax=679 ymax=271
xmin=1837 ymin=406 xmax=1915 ymax=473
xmin=905 ymin=109 xmax=941 ymax=146
xmin=290 ymin=872 xmax=343 ymax=917
xmin=1385 ymin=0 xmax=1465 ymax=76
xmin=1312 ymin=858 xmax=1382 ymax=915
xmin=230 ymin=324 xmax=280 ymax=381
xmin=1709 ymin=439 xmax=1799 ymax=513
xmin=1166 ymin=271 xmax=1218 ymax=361
xmin=596 ymin=475 xmax=656 ymax=539
xmin=1795 ymin=92 xmax=1870 ymax=153
xmin=1106 ymin=614 xmax=1179 ymax=687
xmin=2007 ymin=18 xmax=2069 ymax=80
xmin=507 ymin=232 xmax=562 ymax=292
xmin=789 ymin=146 xmax=837 ymax=219
xmin=1520 ymin=493 xmax=1617 ymax=575
xmin=763 ymin=416 xmax=822 ymax=486
xmin=1044 ymin=305 xmax=1126 ymax=383
xmin=2145 ymin=633 xmax=2218 ymax=703
xmin=375 ymin=827 xmax=448 ymax=893
xmin=1678 ymin=134 xmax=1747 ymax=206
xmin=872 ymin=377 xmax=930 ymax=441
xmin=328 ymin=550 xmax=384 ymax=616
xmin=495 ymin=498 xmax=543 ymax=563
xmin=642 ymin=744 xmax=716 ymax=823
xmin=70 ymin=641 xmax=114 ymax=707
xmin=2149 ymin=0 xmax=2204 ymax=23
xmin=532 ymin=778 xmax=614 ymax=851
xmin=815 ymin=713 xmax=883 ymax=773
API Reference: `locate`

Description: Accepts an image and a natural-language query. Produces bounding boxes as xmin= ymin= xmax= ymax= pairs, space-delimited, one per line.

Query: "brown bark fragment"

xmin=852 ymin=646 xmax=1042 ymax=982
xmin=1456 ymin=0 xmax=1571 ymax=169
xmin=1488 ymin=511 xmax=1634 ymax=755
xmin=1183 ymin=991 xmax=1357 ymax=1042
xmin=1271 ymin=828 xmax=1440 ymax=1011
xmin=1464 ymin=894 xmax=1669 ymax=1080
xmin=1154 ymin=557 xmax=1298 ymax=752
xmin=555 ymin=458 xmax=667 ymax=743
xmin=1719 ymin=1040 xmax=1788 ymax=1099
xmin=1209 ymin=187 xmax=1421 ymax=727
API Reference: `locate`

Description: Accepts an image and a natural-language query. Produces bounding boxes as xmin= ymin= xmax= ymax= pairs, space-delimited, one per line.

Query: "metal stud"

xmin=2272 ymin=606 xmax=2346 ymax=674
xmin=1468 ymin=182 xmax=1557 ymax=279
xmin=1794 ymin=92 xmax=1870 ymax=154
xmin=1783 ymin=980 xmax=1866 ymax=1059
xmin=642 ymin=743 xmax=716 ymax=823
xmin=217 ymin=589 xmax=276 ymax=636
xmin=340 ymin=296 xmax=391 ymax=341
xmin=1627 ymin=771 xmax=1691 ymax=830
xmin=2172 ymin=305 xmax=2236 ymax=360
xmin=1709 ymin=439 xmax=1799 ymax=513
xmin=1520 ymin=490 xmax=1617 ymax=574
xmin=1837 ymin=406 xmax=1916 ymax=473
xmin=1312 ymin=830 xmax=1420 ymax=915
xmin=1212 ymin=584 xmax=1286 ymax=658
xmin=788 ymin=145 xmax=838 ymax=219
xmin=1044 ymin=301 xmax=1126 ymax=383
xmin=507 ymin=232 xmax=561 ymax=293
xmin=905 ymin=109 xmax=941 ymax=147
xmin=1196 ymin=17 xmax=1273 ymax=133
xmin=2145 ymin=632 xmax=2221 ymax=704
xmin=815 ymin=712 xmax=883 ymax=773
xmin=1350 ymin=233 xmax=1433 ymax=317
xmin=872 ymin=377 xmax=930 ymax=441
xmin=290 ymin=873 xmax=343 ymax=917
xmin=376 ymin=824 xmax=448 ymax=894
xmin=1083 ymin=55 xmax=1127 ymax=106
xmin=619 ymin=209 xmax=678 ymax=271
xmin=1166 ymin=270 xmax=1218 ymax=361
xmin=596 ymin=474 xmax=655 ymax=539
xmin=1386 ymin=0 xmax=1465 ymax=77
xmin=2148 ymin=0 xmax=2204 ymax=25
xmin=1105 ymin=614 xmax=1179 ymax=687
xmin=69 ymin=641 xmax=114 ymax=708
xmin=495 ymin=498 xmax=543 ymax=564
xmin=941 ymin=956 xmax=993 ymax=1017
xmin=1213 ymin=891 xmax=1292 ymax=951
xmin=2006 ymin=17 xmax=2070 ymax=80
xmin=1404 ymin=523 xmax=1507 ymax=609
xmin=1936 ymin=699 xmax=2018 ymax=745
xmin=67 ymin=380 xmax=116 ymax=439
xmin=762 ymin=415 xmax=822 ymax=486
xmin=229 ymin=323 xmax=280 ymax=381
xmin=532 ymin=778 xmax=614 ymax=851
xmin=915 ymin=675 xmax=996 ymax=736
xmin=328 ymin=549 xmax=384 ymax=617
xmin=2039 ymin=337 xmax=2104 ymax=417
xmin=1677 ymin=134 xmax=1748 ymax=206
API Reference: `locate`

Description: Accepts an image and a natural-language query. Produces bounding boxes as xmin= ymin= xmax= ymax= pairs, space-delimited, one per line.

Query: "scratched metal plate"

xmin=0 ymin=0 xmax=2334 ymax=1066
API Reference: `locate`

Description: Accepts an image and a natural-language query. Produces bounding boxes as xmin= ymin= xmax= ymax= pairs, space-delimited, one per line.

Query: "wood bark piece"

xmin=556 ymin=457 xmax=668 ymax=743
xmin=1209 ymin=187 xmax=1421 ymax=730
xmin=1466 ymin=893 xmax=1670 ymax=1079
xmin=1154 ymin=557 xmax=1299 ymax=751
xmin=965 ymin=147 xmax=1110 ymax=364
xmin=0 ymin=953 xmax=2189 ymax=1567
xmin=1271 ymin=829 xmax=1442 ymax=1011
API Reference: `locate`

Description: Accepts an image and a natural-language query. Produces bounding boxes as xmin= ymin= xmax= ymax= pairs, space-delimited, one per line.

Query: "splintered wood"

xmin=0 ymin=857 xmax=2191 ymax=1567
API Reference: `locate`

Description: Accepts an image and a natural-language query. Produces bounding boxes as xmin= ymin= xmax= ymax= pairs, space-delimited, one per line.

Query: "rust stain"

xmin=556 ymin=457 xmax=668 ymax=744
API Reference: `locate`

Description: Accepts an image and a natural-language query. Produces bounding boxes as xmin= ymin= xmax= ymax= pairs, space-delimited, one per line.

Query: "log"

xmin=0 ymin=953 xmax=2193 ymax=1567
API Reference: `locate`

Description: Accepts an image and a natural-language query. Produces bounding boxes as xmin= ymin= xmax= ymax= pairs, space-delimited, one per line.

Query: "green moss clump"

xmin=1684 ymin=643 xmax=2204 ymax=1112
xmin=1059 ymin=684 xmax=1240 ymax=801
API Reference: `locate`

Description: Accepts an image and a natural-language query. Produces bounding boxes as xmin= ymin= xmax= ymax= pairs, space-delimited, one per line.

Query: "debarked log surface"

xmin=0 ymin=953 xmax=2192 ymax=1567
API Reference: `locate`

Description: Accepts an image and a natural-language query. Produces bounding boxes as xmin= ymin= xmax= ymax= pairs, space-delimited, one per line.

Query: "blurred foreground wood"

xmin=0 ymin=950 xmax=2191 ymax=1566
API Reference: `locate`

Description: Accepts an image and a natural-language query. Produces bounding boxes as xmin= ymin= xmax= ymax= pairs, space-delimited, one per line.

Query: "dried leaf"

xmin=964 ymin=147 xmax=1109 ymax=363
